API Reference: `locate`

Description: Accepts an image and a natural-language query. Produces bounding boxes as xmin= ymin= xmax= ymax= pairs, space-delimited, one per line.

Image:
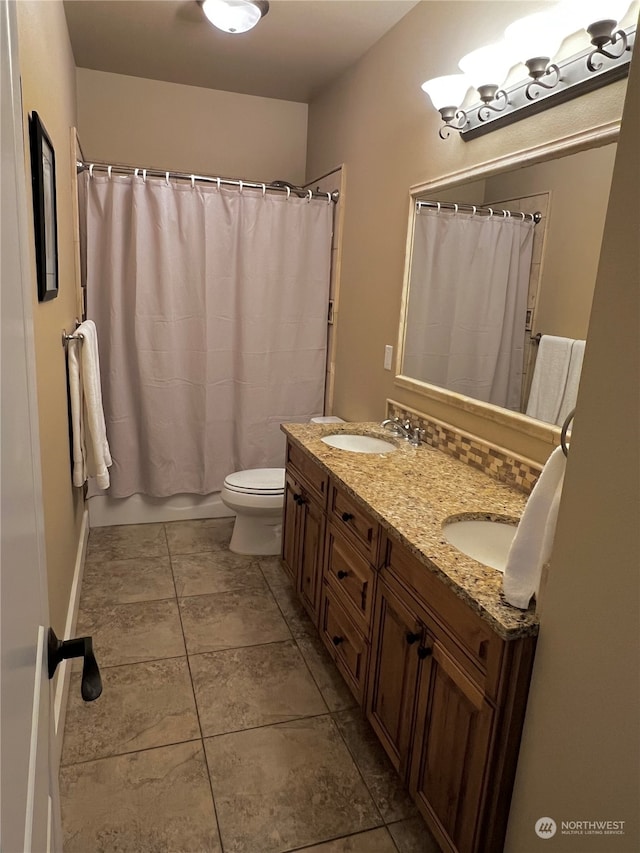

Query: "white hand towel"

xmin=525 ymin=335 xmax=573 ymax=424
xmin=557 ymin=339 xmax=585 ymax=426
xmin=67 ymin=320 xmax=112 ymax=489
xmin=67 ymin=337 xmax=87 ymax=488
xmin=503 ymin=445 xmax=566 ymax=609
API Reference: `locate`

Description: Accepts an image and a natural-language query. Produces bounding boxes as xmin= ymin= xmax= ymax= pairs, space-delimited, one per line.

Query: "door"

xmin=366 ymin=579 xmax=422 ymax=776
xmin=1 ymin=1 xmax=60 ymax=849
xmin=296 ymin=490 xmax=325 ymax=623
xmin=409 ymin=638 xmax=494 ymax=853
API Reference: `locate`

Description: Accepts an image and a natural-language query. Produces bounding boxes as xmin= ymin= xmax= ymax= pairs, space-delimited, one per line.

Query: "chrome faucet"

xmin=381 ymin=417 xmax=425 ymax=446
xmin=380 ymin=417 xmax=411 ymax=439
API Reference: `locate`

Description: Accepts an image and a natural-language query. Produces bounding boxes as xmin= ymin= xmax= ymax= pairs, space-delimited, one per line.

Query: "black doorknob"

xmin=47 ymin=628 xmax=102 ymax=701
xmin=336 ymin=570 xmax=348 ymax=580
xmin=341 ymin=512 xmax=354 ymax=522
xmin=417 ymin=646 xmax=433 ymax=660
xmin=332 ymin=635 xmax=344 ymax=646
xmin=406 ymin=631 xmax=420 ymax=645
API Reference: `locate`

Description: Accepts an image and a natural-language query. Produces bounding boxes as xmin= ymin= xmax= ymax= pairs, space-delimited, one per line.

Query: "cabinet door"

xmin=410 ymin=639 xmax=494 ymax=853
xmin=297 ymin=492 xmax=326 ymax=623
xmin=281 ymin=472 xmax=301 ymax=582
xmin=366 ymin=580 xmax=422 ymax=776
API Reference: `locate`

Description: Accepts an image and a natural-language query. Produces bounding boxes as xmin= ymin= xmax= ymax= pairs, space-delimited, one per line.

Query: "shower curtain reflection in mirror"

xmin=85 ymin=174 xmax=332 ymax=498
xmin=402 ymin=209 xmax=534 ymax=410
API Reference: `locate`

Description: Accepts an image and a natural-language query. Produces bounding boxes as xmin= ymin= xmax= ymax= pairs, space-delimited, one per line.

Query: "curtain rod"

xmin=416 ymin=199 xmax=541 ymax=223
xmin=76 ymin=161 xmax=339 ymax=203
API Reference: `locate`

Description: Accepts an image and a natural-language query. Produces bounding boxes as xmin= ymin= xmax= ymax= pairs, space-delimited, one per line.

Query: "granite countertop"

xmin=281 ymin=422 xmax=539 ymax=640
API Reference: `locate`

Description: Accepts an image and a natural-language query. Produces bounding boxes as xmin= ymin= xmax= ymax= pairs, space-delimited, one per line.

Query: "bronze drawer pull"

xmin=417 ymin=645 xmax=433 ymax=659
xmin=337 ymin=570 xmax=348 ymax=580
xmin=406 ymin=631 xmax=420 ymax=645
xmin=341 ymin=511 xmax=354 ymax=522
xmin=332 ymin=635 xmax=344 ymax=646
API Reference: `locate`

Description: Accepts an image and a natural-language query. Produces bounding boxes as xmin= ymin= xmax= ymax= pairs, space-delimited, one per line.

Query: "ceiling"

xmin=63 ymin=0 xmax=421 ymax=103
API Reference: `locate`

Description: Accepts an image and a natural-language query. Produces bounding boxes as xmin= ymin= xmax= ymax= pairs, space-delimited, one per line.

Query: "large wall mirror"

xmin=396 ymin=126 xmax=618 ymax=440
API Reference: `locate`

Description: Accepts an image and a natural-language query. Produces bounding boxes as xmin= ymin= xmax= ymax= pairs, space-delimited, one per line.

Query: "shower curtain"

xmin=85 ymin=174 xmax=333 ymax=498
xmin=403 ymin=209 xmax=534 ymax=410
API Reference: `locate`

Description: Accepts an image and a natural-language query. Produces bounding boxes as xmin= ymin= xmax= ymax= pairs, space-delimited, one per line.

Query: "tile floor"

xmin=60 ymin=519 xmax=440 ymax=853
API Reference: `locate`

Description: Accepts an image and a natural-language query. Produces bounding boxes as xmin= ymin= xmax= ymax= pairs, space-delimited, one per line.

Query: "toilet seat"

xmin=223 ymin=467 xmax=285 ymax=496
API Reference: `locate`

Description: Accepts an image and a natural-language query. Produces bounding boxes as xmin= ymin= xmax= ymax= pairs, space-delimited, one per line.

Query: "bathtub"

xmin=88 ymin=492 xmax=234 ymax=528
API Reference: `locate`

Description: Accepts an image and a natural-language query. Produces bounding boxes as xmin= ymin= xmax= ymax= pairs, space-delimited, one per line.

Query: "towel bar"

xmin=560 ymin=408 xmax=575 ymax=457
xmin=62 ymin=319 xmax=84 ymax=346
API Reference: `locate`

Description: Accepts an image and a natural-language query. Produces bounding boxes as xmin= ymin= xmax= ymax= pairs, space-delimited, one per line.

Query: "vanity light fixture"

xmin=200 ymin=0 xmax=269 ymax=34
xmin=421 ymin=0 xmax=636 ymax=140
xmin=420 ymin=75 xmax=471 ymax=138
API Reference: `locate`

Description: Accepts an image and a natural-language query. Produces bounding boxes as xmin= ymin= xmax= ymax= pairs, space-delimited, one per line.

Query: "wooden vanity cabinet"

xmin=282 ymin=439 xmax=536 ymax=853
xmin=281 ymin=444 xmax=328 ymax=624
xmin=373 ymin=532 xmax=536 ymax=853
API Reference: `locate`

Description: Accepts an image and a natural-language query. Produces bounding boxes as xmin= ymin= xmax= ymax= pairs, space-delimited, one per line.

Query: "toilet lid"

xmin=223 ymin=467 xmax=285 ymax=495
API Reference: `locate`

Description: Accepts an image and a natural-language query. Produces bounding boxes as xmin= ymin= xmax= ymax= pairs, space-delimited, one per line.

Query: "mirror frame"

xmin=395 ymin=120 xmax=619 ymax=443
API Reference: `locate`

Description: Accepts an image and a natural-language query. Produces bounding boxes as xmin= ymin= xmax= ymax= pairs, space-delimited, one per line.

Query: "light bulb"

xmin=459 ymin=41 xmax=519 ymax=91
xmin=505 ymin=9 xmax=566 ymax=62
xmin=202 ymin=0 xmax=264 ymax=34
xmin=421 ymin=74 xmax=470 ymax=109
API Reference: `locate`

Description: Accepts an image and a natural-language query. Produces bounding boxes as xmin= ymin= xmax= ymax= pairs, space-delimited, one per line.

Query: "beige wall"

xmin=506 ymin=47 xmax=640 ymax=851
xmin=76 ymin=68 xmax=308 ymax=183
xmin=17 ymin=0 xmax=85 ymax=634
xmin=306 ymin=0 xmax=633 ymax=463
xmin=484 ymin=144 xmax=617 ymax=340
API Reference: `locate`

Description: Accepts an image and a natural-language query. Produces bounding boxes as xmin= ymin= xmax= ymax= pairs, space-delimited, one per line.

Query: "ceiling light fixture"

xmin=421 ymin=0 xmax=635 ymax=140
xmin=200 ymin=0 xmax=269 ymax=34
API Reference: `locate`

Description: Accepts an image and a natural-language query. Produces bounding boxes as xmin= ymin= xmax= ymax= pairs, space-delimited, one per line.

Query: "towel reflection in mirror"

xmin=526 ymin=335 xmax=585 ymax=425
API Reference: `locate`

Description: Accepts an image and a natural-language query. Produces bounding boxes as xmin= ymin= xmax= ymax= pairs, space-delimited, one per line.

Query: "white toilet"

xmin=221 ymin=416 xmax=344 ymax=556
xmin=221 ymin=468 xmax=286 ymax=556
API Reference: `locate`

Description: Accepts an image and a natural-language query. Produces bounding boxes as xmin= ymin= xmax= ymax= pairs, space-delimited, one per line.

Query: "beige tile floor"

xmin=61 ymin=519 xmax=440 ymax=853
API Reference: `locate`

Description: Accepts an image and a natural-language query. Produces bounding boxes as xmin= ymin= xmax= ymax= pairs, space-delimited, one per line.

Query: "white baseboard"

xmin=52 ymin=508 xmax=89 ymax=766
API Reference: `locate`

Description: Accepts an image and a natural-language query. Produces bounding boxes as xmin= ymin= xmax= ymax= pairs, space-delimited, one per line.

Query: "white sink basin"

xmin=442 ymin=519 xmax=518 ymax=572
xmin=321 ymin=434 xmax=397 ymax=453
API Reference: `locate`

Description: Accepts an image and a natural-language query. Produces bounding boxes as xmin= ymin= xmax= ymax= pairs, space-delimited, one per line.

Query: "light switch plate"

xmin=384 ymin=345 xmax=393 ymax=370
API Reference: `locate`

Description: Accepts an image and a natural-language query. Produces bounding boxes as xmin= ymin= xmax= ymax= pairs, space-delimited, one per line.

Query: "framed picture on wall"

xmin=29 ymin=111 xmax=59 ymax=302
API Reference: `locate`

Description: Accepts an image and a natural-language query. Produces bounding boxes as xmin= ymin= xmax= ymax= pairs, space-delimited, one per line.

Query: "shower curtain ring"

xmin=503 ymin=210 xmax=508 ymax=218
xmin=239 ymin=180 xmax=243 ymax=193
xmin=89 ymin=164 xmax=94 ymax=179
xmin=326 ymin=192 xmax=331 ymax=204
xmin=107 ymin=165 xmax=112 ymax=179
xmin=217 ymin=177 xmax=221 ymax=192
xmin=286 ymin=186 xmax=291 ymax=200
xmin=307 ymin=189 xmax=312 ymax=202
xmin=454 ymin=203 xmax=458 ymax=213
xmin=191 ymin=175 xmax=195 ymax=189
xmin=521 ymin=212 xmax=526 ymax=220
xmin=488 ymin=207 xmax=494 ymax=218
xmin=436 ymin=202 xmax=441 ymax=213
xmin=262 ymin=183 xmax=266 ymax=198
xmin=472 ymin=205 xmax=477 ymax=215
xmin=135 ymin=168 xmax=139 ymax=179
xmin=143 ymin=169 xmax=147 ymax=183
xmin=166 ymin=172 xmax=170 ymax=185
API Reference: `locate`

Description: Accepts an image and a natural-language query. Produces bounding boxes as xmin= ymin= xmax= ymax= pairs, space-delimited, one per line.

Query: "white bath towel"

xmin=67 ymin=320 xmax=112 ymax=489
xmin=525 ymin=335 xmax=573 ymax=425
xmin=557 ymin=339 xmax=585 ymax=426
xmin=503 ymin=445 xmax=566 ymax=610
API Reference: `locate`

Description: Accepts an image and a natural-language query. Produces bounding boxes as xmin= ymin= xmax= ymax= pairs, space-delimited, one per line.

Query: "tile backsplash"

xmin=387 ymin=400 xmax=542 ymax=494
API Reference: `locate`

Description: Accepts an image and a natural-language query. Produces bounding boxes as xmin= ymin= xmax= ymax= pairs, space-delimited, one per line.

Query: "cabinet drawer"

xmin=287 ymin=442 xmax=328 ymax=506
xmin=329 ymin=482 xmax=379 ymax=562
xmin=325 ymin=524 xmax=375 ymax=634
xmin=319 ymin=583 xmax=369 ymax=705
xmin=382 ymin=534 xmax=504 ymax=699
